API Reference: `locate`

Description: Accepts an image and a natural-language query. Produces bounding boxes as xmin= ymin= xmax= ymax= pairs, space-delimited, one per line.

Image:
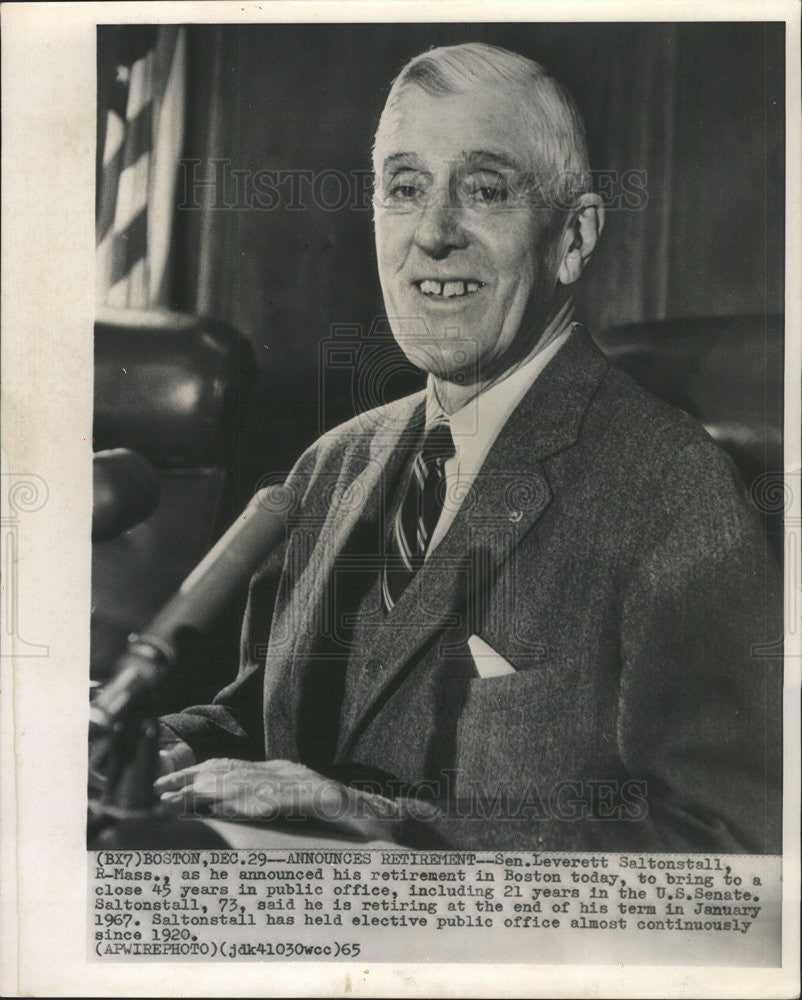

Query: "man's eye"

xmin=390 ymin=184 xmax=422 ymax=201
xmin=385 ymin=171 xmax=428 ymax=204
xmin=463 ymin=174 xmax=509 ymax=205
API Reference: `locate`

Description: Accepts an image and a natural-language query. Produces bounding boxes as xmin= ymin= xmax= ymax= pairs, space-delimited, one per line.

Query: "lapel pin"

xmin=509 ymin=510 xmax=523 ymax=523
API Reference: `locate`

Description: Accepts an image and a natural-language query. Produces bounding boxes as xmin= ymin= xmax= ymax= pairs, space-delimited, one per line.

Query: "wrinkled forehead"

xmin=373 ymin=81 xmax=537 ymax=176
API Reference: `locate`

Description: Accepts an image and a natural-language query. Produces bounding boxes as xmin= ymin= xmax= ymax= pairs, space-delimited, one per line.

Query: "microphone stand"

xmin=87 ymin=636 xmax=174 ymax=846
xmin=87 ymin=486 xmax=286 ymax=848
xmin=88 ymin=632 xmax=231 ymax=850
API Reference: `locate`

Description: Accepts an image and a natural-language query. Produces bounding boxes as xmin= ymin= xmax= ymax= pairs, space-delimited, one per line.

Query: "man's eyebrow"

xmin=461 ymin=149 xmax=526 ymax=171
xmin=381 ymin=152 xmax=424 ymax=171
xmin=379 ymin=149 xmax=527 ymax=173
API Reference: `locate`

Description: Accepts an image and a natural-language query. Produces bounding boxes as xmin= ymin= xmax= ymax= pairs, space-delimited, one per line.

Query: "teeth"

xmin=417 ymin=280 xmax=482 ymax=298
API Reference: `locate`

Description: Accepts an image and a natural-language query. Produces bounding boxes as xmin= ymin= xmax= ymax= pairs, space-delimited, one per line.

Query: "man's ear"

xmin=557 ymin=192 xmax=605 ymax=286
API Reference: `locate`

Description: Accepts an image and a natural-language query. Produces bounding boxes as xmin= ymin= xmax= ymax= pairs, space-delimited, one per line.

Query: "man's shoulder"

xmin=597 ymin=362 xmax=707 ymax=442
xmin=293 ymin=390 xmax=426 ymax=470
xmin=539 ymin=327 xmax=732 ymax=474
xmin=588 ymin=359 xmax=745 ymax=500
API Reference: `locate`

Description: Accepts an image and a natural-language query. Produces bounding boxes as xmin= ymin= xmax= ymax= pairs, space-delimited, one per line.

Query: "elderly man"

xmin=155 ymin=43 xmax=781 ymax=852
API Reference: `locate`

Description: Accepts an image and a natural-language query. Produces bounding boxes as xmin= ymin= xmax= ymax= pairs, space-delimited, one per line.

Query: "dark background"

xmin=100 ymin=20 xmax=786 ymax=509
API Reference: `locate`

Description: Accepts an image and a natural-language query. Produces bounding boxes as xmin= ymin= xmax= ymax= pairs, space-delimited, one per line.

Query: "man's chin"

xmin=397 ymin=350 xmax=476 ymax=386
xmin=391 ymin=337 xmax=478 ymax=380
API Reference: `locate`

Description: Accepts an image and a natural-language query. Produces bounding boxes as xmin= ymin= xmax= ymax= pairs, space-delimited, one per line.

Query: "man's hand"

xmin=153 ymin=758 xmax=406 ymax=842
xmin=157 ymin=740 xmax=196 ymax=777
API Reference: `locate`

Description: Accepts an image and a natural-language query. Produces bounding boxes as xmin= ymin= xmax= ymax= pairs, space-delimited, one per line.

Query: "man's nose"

xmin=413 ymin=192 xmax=468 ymax=258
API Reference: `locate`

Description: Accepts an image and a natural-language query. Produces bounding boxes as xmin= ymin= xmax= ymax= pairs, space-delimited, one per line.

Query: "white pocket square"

xmin=467 ymin=634 xmax=517 ymax=678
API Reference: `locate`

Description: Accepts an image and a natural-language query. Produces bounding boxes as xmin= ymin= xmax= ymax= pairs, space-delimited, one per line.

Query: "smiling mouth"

xmin=413 ymin=279 xmax=485 ymax=299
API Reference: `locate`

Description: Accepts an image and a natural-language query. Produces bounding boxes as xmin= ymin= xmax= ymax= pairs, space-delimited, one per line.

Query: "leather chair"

xmin=592 ymin=314 xmax=783 ymax=555
xmin=92 ymin=309 xmax=255 ymax=692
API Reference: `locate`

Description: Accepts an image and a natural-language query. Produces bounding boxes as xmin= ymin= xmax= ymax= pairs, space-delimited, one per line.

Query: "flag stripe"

xmin=148 ymin=27 xmax=186 ymax=305
xmin=113 ymin=152 xmax=150 ymax=234
xmin=127 ymin=50 xmax=154 ymax=121
xmin=108 ymin=209 xmax=148 ymax=286
xmin=98 ymin=105 xmax=152 ymax=243
xmin=107 ymin=75 xmax=130 ymax=121
xmin=102 ymin=109 xmax=126 ymax=166
xmin=96 ymin=26 xmax=185 ymax=309
xmin=97 ymin=106 xmax=150 ymax=243
xmin=108 ymin=256 xmax=148 ymax=310
xmin=97 ymin=141 xmax=123 ymax=242
xmin=121 ymin=103 xmax=153 ymax=170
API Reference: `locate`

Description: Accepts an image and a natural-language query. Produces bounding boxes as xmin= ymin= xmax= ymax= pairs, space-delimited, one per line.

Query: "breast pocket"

xmin=452 ymin=655 xmax=586 ymax=799
xmin=464 ymin=667 xmax=551 ymax=712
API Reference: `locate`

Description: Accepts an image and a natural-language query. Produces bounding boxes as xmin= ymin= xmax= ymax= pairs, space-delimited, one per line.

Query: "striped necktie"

xmin=381 ymin=418 xmax=456 ymax=612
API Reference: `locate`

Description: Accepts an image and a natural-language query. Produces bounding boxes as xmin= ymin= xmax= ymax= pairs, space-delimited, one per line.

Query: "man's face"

xmin=373 ymin=83 xmax=565 ymax=384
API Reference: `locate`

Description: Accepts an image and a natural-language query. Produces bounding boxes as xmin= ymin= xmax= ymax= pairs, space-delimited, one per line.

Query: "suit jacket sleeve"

xmin=393 ymin=440 xmax=783 ymax=853
xmin=158 ymin=541 xmax=286 ymax=762
xmin=614 ymin=439 xmax=782 ymax=853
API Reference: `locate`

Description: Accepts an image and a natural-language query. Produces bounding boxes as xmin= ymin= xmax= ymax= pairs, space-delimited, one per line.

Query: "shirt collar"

xmin=425 ymin=298 xmax=576 ymax=445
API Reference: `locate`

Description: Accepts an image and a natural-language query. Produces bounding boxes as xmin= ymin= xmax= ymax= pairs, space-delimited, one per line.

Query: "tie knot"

xmin=420 ymin=419 xmax=455 ymax=467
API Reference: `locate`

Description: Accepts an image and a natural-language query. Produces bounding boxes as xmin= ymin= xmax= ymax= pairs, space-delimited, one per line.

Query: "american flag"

xmin=96 ymin=26 xmax=186 ymax=309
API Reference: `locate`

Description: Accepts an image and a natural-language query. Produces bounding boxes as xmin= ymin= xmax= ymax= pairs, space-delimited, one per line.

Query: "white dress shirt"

xmin=423 ymin=301 xmax=576 ymax=558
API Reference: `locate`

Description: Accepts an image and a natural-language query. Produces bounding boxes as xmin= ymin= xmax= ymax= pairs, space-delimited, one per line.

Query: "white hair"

xmin=375 ymin=42 xmax=591 ymax=211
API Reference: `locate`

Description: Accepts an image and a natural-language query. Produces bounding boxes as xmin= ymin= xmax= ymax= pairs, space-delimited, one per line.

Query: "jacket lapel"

xmin=263 ymin=393 xmax=426 ymax=758
xmin=335 ymin=329 xmax=610 ymax=758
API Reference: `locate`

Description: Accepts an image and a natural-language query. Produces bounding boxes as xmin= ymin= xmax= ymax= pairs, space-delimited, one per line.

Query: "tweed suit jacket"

xmin=162 ymin=329 xmax=782 ymax=853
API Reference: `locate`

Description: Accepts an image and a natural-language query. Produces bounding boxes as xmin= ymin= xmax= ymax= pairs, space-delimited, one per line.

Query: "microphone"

xmin=93 ymin=448 xmax=161 ymax=541
xmin=90 ymin=485 xmax=290 ymax=730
